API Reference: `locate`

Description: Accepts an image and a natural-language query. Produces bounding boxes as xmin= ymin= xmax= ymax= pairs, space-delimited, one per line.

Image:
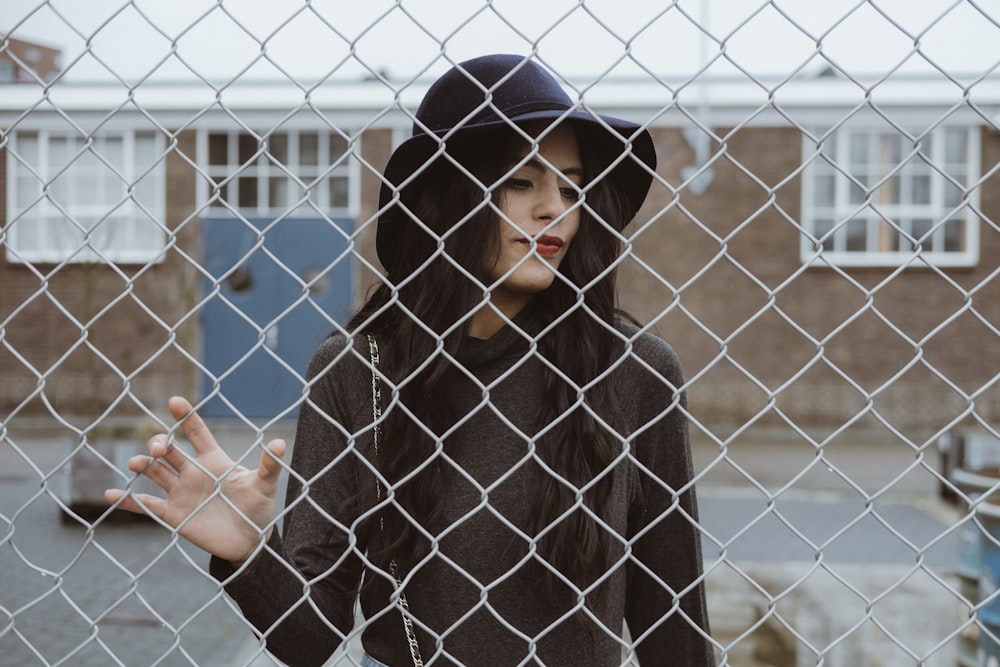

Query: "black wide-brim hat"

xmin=376 ymin=54 xmax=656 ymax=273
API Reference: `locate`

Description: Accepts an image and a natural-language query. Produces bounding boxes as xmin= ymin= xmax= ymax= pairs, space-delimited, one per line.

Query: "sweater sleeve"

xmin=623 ymin=332 xmax=715 ymax=666
xmin=209 ymin=334 xmax=371 ymax=667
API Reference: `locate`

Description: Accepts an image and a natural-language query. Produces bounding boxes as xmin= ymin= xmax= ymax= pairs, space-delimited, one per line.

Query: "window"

xmin=801 ymin=126 xmax=979 ymax=267
xmin=6 ymin=130 xmax=166 ymax=264
xmin=200 ymin=129 xmax=353 ymax=215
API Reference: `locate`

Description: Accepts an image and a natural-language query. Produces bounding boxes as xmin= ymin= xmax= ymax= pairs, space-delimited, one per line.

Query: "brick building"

xmin=0 ymin=37 xmax=61 ymax=84
xmin=1 ymin=73 xmax=998 ymax=444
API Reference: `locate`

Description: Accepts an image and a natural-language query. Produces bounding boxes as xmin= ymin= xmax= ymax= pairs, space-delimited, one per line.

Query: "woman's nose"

xmin=534 ymin=183 xmax=567 ymax=221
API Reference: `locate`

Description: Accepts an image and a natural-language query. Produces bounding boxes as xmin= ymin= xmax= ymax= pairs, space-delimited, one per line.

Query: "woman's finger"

xmin=104 ymin=488 xmax=167 ymax=520
xmin=146 ymin=434 xmax=192 ymax=473
xmin=128 ymin=454 xmax=178 ymax=491
xmin=168 ymin=396 xmax=220 ymax=457
xmin=257 ymin=439 xmax=287 ymax=484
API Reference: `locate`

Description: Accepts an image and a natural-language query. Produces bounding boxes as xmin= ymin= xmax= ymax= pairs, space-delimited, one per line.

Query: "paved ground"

xmin=0 ymin=422 xmax=972 ymax=666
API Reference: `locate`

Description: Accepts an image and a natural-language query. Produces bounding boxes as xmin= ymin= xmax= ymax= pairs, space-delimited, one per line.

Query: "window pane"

xmin=877 ymin=219 xmax=898 ymax=253
xmin=77 ymin=176 xmax=99 ymax=206
xmin=134 ymin=173 xmax=157 ymax=203
xmin=849 ymin=133 xmax=868 ymax=166
xmin=102 ymin=155 xmax=125 ymax=202
xmin=812 ymin=159 xmax=835 ymax=177
xmin=107 ymin=171 xmax=126 ymax=204
xmin=49 ymin=136 xmax=72 ymax=170
xmin=134 ymin=132 xmax=158 ymax=168
xmin=49 ymin=174 xmax=69 ymax=203
xmin=269 ymin=177 xmax=288 ymax=208
xmin=817 ymin=138 xmax=836 ymax=161
xmin=200 ymin=130 xmax=355 ymax=218
xmin=847 ymin=179 xmax=866 ymax=205
xmin=268 ymin=134 xmax=288 ymax=164
xmin=211 ymin=176 xmax=229 ymax=204
xmin=846 ymin=218 xmax=868 ymax=252
xmin=878 ymin=176 xmax=900 ymax=205
xmin=56 ymin=216 xmax=85 ymax=253
xmin=13 ymin=215 xmax=42 ymax=252
xmin=329 ymin=134 xmax=349 ymax=163
xmin=134 ymin=215 xmax=164 ymax=253
xmin=17 ymin=176 xmax=41 ymax=210
xmin=814 ymin=174 xmax=835 ymax=208
xmin=945 ymin=128 xmax=967 ymax=165
xmin=103 ymin=136 xmax=124 ymax=167
xmin=16 ymin=132 xmax=39 ymax=164
xmin=329 ymin=177 xmax=349 ymax=208
xmin=945 ymin=180 xmax=964 ymax=207
xmin=812 ymin=218 xmax=834 ymax=251
xmin=209 ymin=133 xmax=228 ymax=166
xmin=91 ymin=217 xmax=122 ymax=253
xmin=944 ymin=218 xmax=965 ymax=252
xmin=238 ymin=176 xmax=258 ymax=208
xmin=803 ymin=125 xmax=974 ymax=264
xmin=76 ymin=146 xmax=100 ymax=173
xmin=238 ymin=133 xmax=258 ymax=165
xmin=292 ymin=181 xmax=308 ymax=209
xmin=300 ymin=132 xmax=318 ymax=166
xmin=910 ymin=219 xmax=933 ymax=249
xmin=912 ymin=174 xmax=930 ymax=205
xmin=8 ymin=131 xmax=165 ymax=264
xmin=881 ymin=134 xmax=902 ymax=166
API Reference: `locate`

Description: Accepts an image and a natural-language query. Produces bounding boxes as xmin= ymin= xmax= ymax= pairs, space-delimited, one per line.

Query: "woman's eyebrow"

xmin=513 ymin=157 xmax=584 ymax=180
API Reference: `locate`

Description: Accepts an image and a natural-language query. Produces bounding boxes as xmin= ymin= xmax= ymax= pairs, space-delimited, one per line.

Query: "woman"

xmin=107 ymin=54 xmax=714 ymax=666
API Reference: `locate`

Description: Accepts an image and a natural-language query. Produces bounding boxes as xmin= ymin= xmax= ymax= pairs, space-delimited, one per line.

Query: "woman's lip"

xmin=517 ymin=235 xmax=564 ymax=257
xmin=536 ymin=235 xmax=563 ymax=248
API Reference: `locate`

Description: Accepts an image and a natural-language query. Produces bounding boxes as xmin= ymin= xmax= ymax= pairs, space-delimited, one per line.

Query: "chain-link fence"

xmin=2 ymin=1 xmax=1000 ymax=665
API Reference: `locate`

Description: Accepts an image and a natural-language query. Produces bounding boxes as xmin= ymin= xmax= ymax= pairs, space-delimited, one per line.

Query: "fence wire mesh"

xmin=2 ymin=0 xmax=1000 ymax=665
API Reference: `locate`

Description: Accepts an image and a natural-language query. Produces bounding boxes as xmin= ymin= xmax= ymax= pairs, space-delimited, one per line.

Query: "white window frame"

xmin=5 ymin=129 xmax=167 ymax=264
xmin=800 ymin=125 xmax=980 ymax=268
xmin=196 ymin=128 xmax=359 ymax=218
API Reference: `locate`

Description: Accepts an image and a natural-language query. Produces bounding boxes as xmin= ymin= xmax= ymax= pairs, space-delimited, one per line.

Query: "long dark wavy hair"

xmin=348 ymin=121 xmax=632 ymax=608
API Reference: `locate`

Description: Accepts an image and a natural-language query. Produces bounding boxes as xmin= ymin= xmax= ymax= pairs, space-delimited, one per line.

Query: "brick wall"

xmin=3 ymin=123 xmax=997 ymax=437
xmin=619 ymin=126 xmax=1000 ymax=441
xmin=0 ymin=37 xmax=61 ymax=83
xmin=0 ymin=131 xmax=202 ymax=427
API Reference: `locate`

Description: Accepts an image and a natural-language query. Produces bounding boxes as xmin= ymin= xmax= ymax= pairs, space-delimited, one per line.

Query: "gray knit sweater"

xmin=211 ymin=321 xmax=713 ymax=666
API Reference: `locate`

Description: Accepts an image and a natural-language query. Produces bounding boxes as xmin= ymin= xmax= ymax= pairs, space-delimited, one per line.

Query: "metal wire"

xmin=2 ymin=1 xmax=999 ymax=665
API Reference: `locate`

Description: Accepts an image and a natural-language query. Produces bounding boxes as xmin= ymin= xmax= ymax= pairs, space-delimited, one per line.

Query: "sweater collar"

xmin=457 ymin=305 xmax=546 ymax=370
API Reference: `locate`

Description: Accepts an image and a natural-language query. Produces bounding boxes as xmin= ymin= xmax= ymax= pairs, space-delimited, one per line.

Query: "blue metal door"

xmin=200 ymin=216 xmax=353 ymax=419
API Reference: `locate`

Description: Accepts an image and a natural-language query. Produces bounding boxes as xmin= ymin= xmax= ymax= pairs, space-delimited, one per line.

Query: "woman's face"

xmin=485 ymin=124 xmax=582 ymax=312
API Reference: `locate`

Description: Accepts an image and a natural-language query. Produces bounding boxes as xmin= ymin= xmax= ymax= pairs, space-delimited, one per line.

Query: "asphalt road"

xmin=0 ymin=427 xmax=966 ymax=666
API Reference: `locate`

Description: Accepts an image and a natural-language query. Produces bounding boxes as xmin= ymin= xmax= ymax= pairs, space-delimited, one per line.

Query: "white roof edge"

xmin=2 ymin=76 xmax=999 ymax=123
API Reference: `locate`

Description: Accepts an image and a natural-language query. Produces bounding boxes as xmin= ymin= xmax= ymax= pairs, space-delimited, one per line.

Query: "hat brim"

xmin=376 ymin=108 xmax=656 ymax=271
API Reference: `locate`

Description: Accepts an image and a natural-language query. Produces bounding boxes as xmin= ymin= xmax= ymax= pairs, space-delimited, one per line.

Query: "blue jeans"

xmin=360 ymin=654 xmax=391 ymax=667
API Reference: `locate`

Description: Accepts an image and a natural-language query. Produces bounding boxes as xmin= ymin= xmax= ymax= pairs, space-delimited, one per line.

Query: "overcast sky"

xmin=4 ymin=0 xmax=1000 ymax=86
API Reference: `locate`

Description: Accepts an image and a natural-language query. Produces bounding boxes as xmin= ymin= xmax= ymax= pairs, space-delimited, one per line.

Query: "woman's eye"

xmin=561 ymin=187 xmax=580 ymax=200
xmin=504 ymin=178 xmax=532 ymax=190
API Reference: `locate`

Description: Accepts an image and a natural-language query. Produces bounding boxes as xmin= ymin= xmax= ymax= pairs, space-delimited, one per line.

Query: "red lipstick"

xmin=518 ymin=235 xmax=564 ymax=257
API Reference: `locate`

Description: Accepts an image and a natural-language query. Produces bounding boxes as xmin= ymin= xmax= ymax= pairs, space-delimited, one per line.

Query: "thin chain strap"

xmin=367 ymin=334 xmax=424 ymax=667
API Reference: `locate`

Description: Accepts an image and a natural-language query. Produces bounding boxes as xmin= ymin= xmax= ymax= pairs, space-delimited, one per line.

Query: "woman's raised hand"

xmin=104 ymin=396 xmax=286 ymax=564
